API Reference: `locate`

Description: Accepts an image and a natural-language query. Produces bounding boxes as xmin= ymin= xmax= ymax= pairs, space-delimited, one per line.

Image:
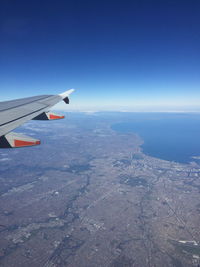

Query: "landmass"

xmin=0 ymin=113 xmax=199 ymax=267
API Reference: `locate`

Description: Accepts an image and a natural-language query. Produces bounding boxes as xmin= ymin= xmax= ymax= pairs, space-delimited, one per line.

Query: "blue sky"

xmin=1 ymin=0 xmax=200 ymax=111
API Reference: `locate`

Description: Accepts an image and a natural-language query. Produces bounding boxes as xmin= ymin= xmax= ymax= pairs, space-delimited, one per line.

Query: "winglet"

xmin=59 ymin=89 xmax=75 ymax=104
xmin=59 ymin=89 xmax=75 ymax=99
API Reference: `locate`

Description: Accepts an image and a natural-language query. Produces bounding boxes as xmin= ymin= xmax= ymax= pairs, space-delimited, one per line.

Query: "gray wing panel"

xmin=0 ymin=95 xmax=51 ymax=112
xmin=0 ymin=95 xmax=62 ymax=136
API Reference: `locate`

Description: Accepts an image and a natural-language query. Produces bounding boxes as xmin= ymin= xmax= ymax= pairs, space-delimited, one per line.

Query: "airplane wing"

xmin=0 ymin=89 xmax=74 ymax=148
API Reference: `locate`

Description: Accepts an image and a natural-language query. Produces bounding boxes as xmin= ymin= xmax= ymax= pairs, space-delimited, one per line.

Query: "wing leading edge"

xmin=0 ymin=89 xmax=74 ymax=148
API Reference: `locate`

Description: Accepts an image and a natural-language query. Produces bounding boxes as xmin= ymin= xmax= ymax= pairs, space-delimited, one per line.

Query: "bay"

xmin=111 ymin=113 xmax=200 ymax=163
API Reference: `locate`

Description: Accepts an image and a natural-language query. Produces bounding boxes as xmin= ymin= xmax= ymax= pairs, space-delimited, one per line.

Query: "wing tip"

xmin=59 ymin=89 xmax=75 ymax=99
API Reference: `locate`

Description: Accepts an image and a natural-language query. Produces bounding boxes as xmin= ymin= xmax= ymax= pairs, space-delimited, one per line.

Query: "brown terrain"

xmin=0 ymin=113 xmax=199 ymax=267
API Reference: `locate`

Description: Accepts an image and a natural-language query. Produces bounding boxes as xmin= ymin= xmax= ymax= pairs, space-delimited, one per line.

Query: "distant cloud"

xmin=54 ymin=101 xmax=200 ymax=113
xmin=0 ymin=158 xmax=11 ymax=162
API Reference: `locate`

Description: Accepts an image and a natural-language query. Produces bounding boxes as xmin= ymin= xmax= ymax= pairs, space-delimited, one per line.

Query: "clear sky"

xmin=1 ymin=0 xmax=200 ymax=111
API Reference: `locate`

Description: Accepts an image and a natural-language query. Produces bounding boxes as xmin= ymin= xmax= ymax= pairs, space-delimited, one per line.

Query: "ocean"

xmin=111 ymin=113 xmax=200 ymax=163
